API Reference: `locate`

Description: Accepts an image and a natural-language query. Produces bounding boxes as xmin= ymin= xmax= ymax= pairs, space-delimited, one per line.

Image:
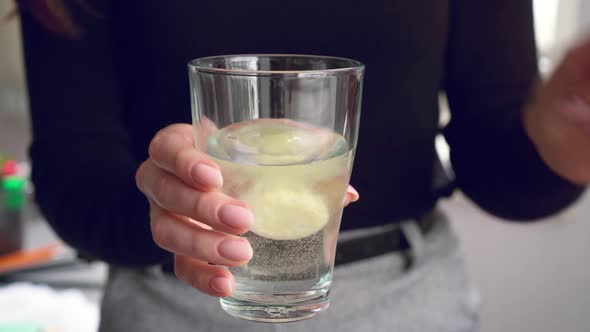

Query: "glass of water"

xmin=188 ymin=55 xmax=364 ymax=323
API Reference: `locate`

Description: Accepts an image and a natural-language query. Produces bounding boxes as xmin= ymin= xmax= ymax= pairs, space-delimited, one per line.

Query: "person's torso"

xmin=110 ymin=0 xmax=451 ymax=228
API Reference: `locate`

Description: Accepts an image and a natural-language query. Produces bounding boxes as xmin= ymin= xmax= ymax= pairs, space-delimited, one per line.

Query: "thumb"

xmin=343 ymin=185 xmax=359 ymax=207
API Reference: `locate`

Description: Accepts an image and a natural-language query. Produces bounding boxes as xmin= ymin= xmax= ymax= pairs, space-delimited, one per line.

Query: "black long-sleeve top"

xmin=19 ymin=0 xmax=585 ymax=267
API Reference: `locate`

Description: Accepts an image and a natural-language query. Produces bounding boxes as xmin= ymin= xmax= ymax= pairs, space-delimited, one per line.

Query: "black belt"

xmin=161 ymin=212 xmax=438 ymax=273
xmin=334 ymin=213 xmax=437 ymax=267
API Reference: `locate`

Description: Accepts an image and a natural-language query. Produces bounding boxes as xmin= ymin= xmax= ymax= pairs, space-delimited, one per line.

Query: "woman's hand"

xmin=136 ymin=124 xmax=254 ymax=297
xmin=524 ymin=38 xmax=590 ymax=185
xmin=136 ymin=124 xmax=359 ymax=297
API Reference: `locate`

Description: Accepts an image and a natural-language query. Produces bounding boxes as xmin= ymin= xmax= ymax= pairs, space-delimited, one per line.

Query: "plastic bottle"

xmin=0 ymin=176 xmax=26 ymax=255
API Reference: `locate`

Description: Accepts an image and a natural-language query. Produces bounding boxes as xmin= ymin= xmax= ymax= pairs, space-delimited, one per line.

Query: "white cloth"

xmin=0 ymin=283 xmax=99 ymax=332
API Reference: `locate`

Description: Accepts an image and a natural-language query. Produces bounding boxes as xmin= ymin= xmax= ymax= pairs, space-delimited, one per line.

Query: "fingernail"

xmin=218 ymin=239 xmax=253 ymax=262
xmin=210 ymin=276 xmax=233 ymax=294
xmin=218 ymin=204 xmax=254 ymax=229
xmin=191 ymin=164 xmax=223 ymax=188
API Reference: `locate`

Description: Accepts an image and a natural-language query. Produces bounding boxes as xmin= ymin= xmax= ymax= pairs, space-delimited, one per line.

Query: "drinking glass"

xmin=188 ymin=55 xmax=364 ymax=322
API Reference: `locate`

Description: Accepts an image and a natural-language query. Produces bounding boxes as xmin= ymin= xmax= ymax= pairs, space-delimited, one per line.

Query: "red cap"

xmin=1 ymin=160 xmax=18 ymax=177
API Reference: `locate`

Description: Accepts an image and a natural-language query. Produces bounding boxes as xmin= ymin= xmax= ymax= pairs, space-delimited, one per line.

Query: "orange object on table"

xmin=0 ymin=242 xmax=64 ymax=274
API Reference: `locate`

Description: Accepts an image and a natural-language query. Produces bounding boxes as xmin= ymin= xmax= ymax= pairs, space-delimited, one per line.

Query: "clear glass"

xmin=188 ymin=55 xmax=364 ymax=323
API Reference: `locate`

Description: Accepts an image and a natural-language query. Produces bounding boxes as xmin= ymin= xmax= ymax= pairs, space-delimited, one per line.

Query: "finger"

xmin=174 ymin=254 xmax=235 ymax=297
xmin=150 ymin=205 xmax=252 ymax=266
xmin=347 ymin=185 xmax=359 ymax=202
xmin=137 ymin=160 xmax=253 ymax=232
xmin=148 ymin=197 xmax=213 ymax=231
xmin=343 ymin=185 xmax=359 ymax=207
xmin=149 ymin=126 xmax=222 ymax=190
xmin=159 ymin=123 xmax=196 ymax=143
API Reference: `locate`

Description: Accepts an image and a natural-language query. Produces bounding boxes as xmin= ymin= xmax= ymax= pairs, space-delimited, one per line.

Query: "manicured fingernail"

xmin=191 ymin=164 xmax=223 ymax=188
xmin=218 ymin=204 xmax=253 ymax=229
xmin=218 ymin=239 xmax=253 ymax=262
xmin=210 ymin=276 xmax=233 ymax=294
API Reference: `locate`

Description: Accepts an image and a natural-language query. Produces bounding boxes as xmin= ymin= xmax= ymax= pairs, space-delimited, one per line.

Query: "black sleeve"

xmin=20 ymin=1 xmax=169 ymax=265
xmin=443 ymin=0 xmax=586 ymax=221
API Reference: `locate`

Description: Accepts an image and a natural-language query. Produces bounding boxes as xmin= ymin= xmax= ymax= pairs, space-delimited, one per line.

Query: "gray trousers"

xmin=99 ymin=214 xmax=480 ymax=332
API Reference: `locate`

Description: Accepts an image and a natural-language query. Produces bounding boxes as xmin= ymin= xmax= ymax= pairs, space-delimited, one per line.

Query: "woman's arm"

xmin=20 ymin=1 xmax=169 ymax=265
xmin=443 ymin=0 xmax=585 ymax=221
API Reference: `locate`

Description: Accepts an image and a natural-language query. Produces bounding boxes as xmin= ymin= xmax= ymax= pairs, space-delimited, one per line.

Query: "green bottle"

xmin=0 ymin=176 xmax=26 ymax=255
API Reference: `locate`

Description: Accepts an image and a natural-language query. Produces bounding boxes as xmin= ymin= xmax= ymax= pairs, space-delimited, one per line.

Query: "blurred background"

xmin=0 ymin=1 xmax=589 ymax=331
